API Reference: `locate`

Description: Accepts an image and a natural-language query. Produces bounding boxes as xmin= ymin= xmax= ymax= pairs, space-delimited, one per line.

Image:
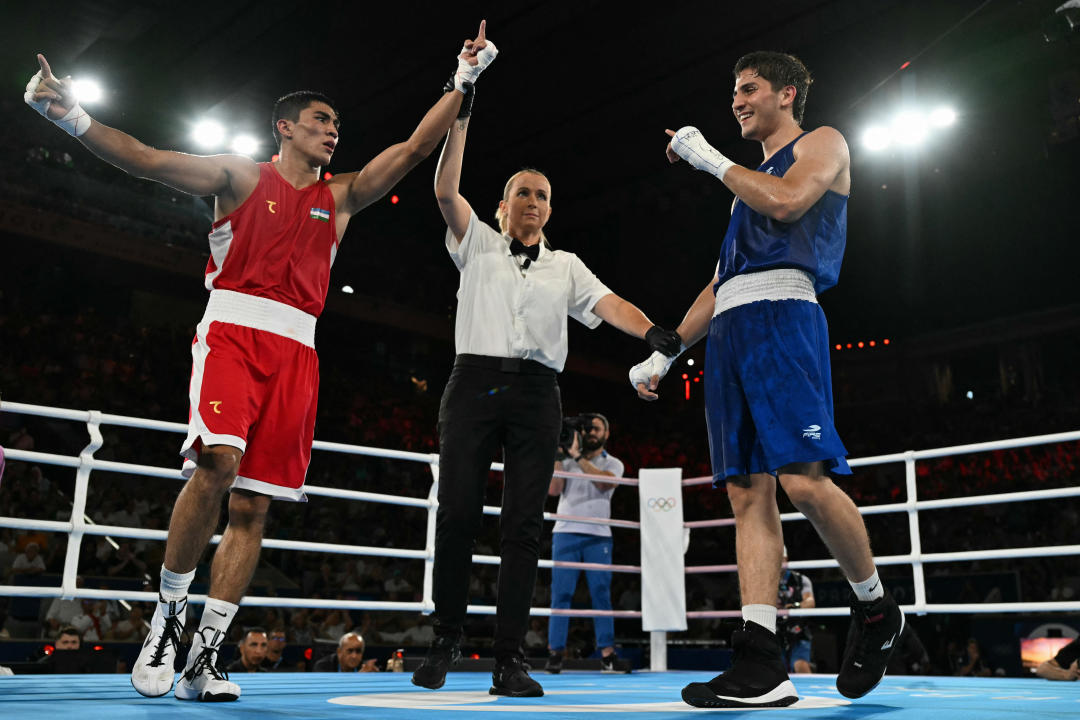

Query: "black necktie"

xmin=509 ymin=238 xmax=540 ymax=263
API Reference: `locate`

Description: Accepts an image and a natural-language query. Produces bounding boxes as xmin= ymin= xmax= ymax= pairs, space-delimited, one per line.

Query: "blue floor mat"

xmin=1 ymin=671 xmax=1077 ymax=719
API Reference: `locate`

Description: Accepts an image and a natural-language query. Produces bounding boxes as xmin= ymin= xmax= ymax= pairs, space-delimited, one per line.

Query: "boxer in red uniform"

xmin=25 ymin=21 xmax=497 ymax=701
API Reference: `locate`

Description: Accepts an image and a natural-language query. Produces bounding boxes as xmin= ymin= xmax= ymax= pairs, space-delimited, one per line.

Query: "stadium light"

xmin=71 ymin=79 xmax=103 ymax=104
xmin=231 ymin=135 xmax=259 ymax=156
xmin=892 ymin=110 xmax=929 ymax=146
xmin=342 ymin=285 xmax=354 ymax=294
xmin=192 ymin=120 xmax=226 ymax=149
xmin=861 ymin=105 xmax=958 ymax=153
xmin=861 ymin=125 xmax=892 ymax=151
xmin=929 ymin=106 xmax=957 ymax=127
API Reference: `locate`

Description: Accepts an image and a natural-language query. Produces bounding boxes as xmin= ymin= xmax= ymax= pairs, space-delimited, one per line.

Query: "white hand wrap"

xmin=671 ymin=126 xmax=734 ymax=180
xmin=629 ymin=351 xmax=677 ymax=392
xmin=23 ymin=70 xmax=92 ymax=137
xmin=24 ymin=71 xmax=51 ymax=116
xmin=454 ymin=41 xmax=498 ymax=93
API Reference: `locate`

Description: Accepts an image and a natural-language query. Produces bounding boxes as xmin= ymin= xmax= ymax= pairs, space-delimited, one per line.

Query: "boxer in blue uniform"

xmin=629 ymin=51 xmax=904 ymax=708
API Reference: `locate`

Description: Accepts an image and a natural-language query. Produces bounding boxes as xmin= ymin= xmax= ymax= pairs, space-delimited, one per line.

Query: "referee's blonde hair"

xmin=495 ymin=168 xmax=551 ymax=247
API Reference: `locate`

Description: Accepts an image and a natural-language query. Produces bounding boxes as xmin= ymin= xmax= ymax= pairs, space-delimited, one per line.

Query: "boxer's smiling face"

xmin=732 ymin=69 xmax=795 ymax=140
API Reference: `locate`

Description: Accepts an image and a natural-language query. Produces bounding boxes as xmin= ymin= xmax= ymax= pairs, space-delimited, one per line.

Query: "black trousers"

xmin=433 ymin=355 xmax=562 ymax=661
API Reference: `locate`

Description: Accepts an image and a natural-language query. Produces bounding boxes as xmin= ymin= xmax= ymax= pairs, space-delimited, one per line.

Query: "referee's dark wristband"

xmin=457 ymin=82 xmax=474 ymax=118
xmin=442 ymin=76 xmax=474 ymax=119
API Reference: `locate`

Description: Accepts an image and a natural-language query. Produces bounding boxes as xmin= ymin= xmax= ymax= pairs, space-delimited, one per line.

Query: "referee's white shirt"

xmin=446 ymin=211 xmax=613 ymax=372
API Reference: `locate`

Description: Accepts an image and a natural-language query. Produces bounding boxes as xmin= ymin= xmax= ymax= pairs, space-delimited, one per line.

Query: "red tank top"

xmin=204 ymin=162 xmax=338 ymax=317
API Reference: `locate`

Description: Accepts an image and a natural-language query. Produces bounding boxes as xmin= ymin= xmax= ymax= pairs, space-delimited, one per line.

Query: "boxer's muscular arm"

xmin=665 ymin=126 xmax=848 ymax=223
xmin=339 ymin=21 xmax=497 ymax=217
xmin=335 ymin=90 xmax=464 ymax=216
xmin=675 ymin=274 xmax=719 ymax=348
xmin=629 ymin=271 xmax=716 ymax=401
xmin=26 ymin=54 xmax=258 ymax=209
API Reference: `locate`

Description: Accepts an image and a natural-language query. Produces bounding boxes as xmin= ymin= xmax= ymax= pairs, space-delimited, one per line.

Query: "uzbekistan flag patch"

xmin=309 ymin=207 xmax=330 ymax=223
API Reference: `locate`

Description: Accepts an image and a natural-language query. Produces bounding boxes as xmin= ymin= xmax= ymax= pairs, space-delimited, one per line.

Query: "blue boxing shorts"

xmin=704 ymin=298 xmax=851 ymax=485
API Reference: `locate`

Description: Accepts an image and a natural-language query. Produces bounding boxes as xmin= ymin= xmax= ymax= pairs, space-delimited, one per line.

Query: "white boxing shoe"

xmin=174 ymin=628 xmax=240 ymax=702
xmin=130 ymin=596 xmax=185 ymax=697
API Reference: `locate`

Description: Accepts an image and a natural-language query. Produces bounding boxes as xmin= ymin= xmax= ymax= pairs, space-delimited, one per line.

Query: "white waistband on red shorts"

xmin=201 ymin=289 xmax=317 ymax=348
xmin=713 ymin=268 xmax=817 ymax=317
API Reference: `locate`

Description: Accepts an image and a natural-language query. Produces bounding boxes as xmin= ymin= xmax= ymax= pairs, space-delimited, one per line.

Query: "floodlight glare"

xmin=71 ymin=79 xmax=103 ymax=104
xmin=892 ymin=111 xmax=929 ymax=146
xmin=861 ymin=125 xmax=892 ymax=151
xmin=342 ymin=285 xmax=355 ymax=294
xmin=231 ymin=135 xmax=259 ymax=156
xmin=929 ymin=106 xmax=957 ymax=127
xmin=192 ymin=120 xmax=226 ymax=149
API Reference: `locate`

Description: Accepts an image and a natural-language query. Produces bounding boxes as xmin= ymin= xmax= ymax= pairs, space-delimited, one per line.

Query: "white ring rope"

xmin=2 ymin=400 xmax=1079 ymax=630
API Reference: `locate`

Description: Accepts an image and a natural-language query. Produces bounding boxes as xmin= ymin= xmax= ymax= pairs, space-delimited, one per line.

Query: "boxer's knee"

xmin=193 ymin=444 xmax=243 ymax=491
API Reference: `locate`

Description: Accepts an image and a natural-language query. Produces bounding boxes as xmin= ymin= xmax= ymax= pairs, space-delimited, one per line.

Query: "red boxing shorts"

xmin=180 ymin=291 xmax=319 ymax=501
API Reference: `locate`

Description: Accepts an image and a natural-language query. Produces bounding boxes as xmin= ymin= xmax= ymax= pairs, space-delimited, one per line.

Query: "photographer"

xmin=777 ymin=546 xmax=815 ymax=673
xmin=545 ymin=413 xmax=623 ymax=673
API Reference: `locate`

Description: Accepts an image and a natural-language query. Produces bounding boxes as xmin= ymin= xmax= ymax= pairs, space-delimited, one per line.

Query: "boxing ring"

xmin=2 ymin=399 xmax=1080 ymax=718
xmin=3 ymin=672 xmax=1079 ymax=718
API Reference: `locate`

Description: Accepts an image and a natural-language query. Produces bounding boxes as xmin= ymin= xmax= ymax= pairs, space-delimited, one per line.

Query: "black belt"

xmin=454 ymin=354 xmax=556 ymax=376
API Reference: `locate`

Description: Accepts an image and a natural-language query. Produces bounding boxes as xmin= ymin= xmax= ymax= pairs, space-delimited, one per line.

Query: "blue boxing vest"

xmin=713 ymin=131 xmax=847 ymax=296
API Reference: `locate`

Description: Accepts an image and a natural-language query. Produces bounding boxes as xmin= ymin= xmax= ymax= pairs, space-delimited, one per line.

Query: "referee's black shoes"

xmin=490 ymin=655 xmax=543 ymax=697
xmin=411 ymin=635 xmax=462 ymax=690
xmin=681 ymin=620 xmax=798 ymax=708
xmin=837 ymin=589 xmax=905 ymax=698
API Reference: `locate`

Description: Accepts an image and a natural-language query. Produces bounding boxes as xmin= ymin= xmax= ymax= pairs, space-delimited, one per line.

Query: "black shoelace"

xmin=184 ymin=640 xmax=229 ymax=684
xmin=148 ymin=614 xmax=183 ymax=668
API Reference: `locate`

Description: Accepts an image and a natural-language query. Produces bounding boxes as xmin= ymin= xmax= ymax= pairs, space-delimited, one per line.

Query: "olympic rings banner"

xmin=638 ymin=468 xmax=687 ymax=631
xmin=646 ymin=497 xmax=678 ymax=512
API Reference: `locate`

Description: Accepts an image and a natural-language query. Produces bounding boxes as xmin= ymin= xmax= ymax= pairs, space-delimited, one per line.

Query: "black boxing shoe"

xmin=681 ymin=621 xmax=798 ymax=708
xmin=837 ymin=590 xmax=905 ymax=699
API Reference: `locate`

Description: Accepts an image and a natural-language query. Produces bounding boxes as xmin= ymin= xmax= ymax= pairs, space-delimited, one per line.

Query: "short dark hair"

xmin=272 ymin=91 xmax=339 ymax=146
xmin=242 ymin=626 xmax=268 ymax=643
xmin=734 ymin=51 xmax=813 ymax=125
xmin=57 ymin=625 xmax=80 ymax=641
xmin=584 ymin=413 xmax=610 ymax=433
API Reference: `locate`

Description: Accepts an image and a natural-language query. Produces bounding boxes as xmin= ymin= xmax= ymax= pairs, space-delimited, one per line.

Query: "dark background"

xmin=4 ymin=0 xmax=1078 ymax=346
xmin=2 ymin=0 xmax=1080 ymax=676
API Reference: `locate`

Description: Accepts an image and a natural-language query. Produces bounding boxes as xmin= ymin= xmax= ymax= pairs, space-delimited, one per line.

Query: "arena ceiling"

xmin=6 ymin=0 xmax=1079 ymax=339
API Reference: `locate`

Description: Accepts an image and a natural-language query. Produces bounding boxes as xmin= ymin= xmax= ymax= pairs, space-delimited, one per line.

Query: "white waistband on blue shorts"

xmin=713 ymin=268 xmax=817 ymax=317
xmin=201 ymin=289 xmax=317 ymax=348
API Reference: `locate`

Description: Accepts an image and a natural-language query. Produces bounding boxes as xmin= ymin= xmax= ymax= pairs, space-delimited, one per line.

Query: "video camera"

xmin=555 ymin=414 xmax=594 ymax=461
